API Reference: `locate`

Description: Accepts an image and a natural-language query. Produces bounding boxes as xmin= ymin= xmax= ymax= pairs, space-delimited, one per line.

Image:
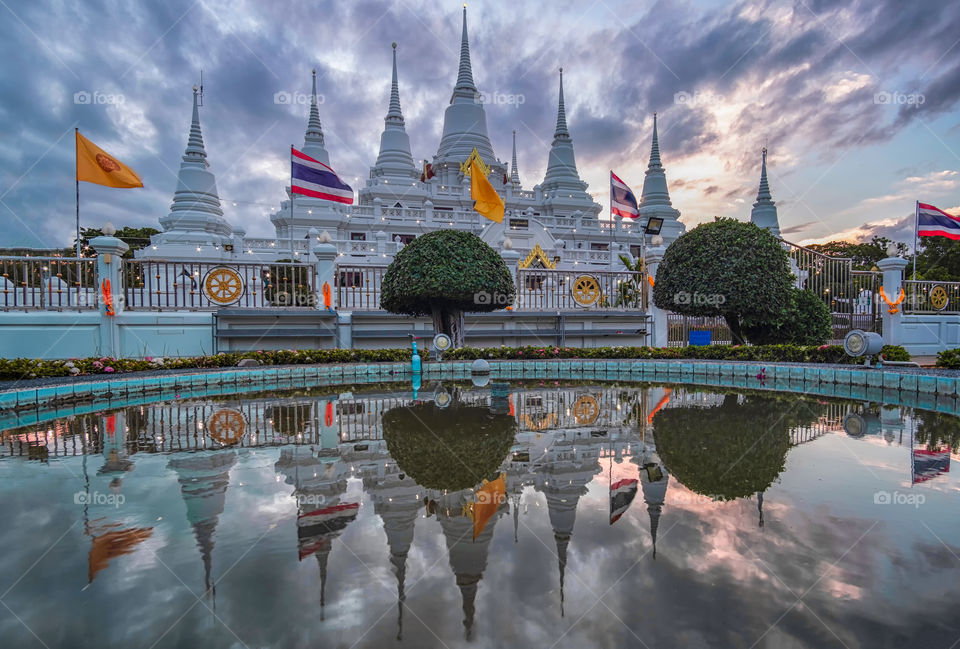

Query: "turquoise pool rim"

xmin=0 ymin=359 xmax=958 ymax=431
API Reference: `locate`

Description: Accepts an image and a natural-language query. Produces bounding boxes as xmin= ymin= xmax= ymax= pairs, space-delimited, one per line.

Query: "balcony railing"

xmin=0 ymin=256 xmax=98 ymax=311
xmin=516 ymin=268 xmax=647 ymax=311
xmin=123 ymin=260 xmax=318 ymax=311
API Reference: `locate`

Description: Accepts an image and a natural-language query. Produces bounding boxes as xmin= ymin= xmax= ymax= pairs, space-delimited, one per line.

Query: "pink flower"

xmin=104 ymin=366 xmax=115 ymax=373
xmin=93 ymin=361 xmax=103 ymax=369
xmin=145 ymin=356 xmax=153 ymax=362
xmin=517 ymin=351 xmax=523 ymax=356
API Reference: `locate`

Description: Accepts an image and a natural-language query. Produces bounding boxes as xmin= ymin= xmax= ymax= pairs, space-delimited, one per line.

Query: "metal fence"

xmin=0 ymin=256 xmax=98 ymax=311
xmin=667 ymin=314 xmax=732 ymax=347
xmin=123 ymin=260 xmax=318 ymax=311
xmin=903 ymin=280 xmax=960 ymax=314
xmin=336 ymin=265 xmax=387 ymax=310
xmin=516 ymin=268 xmax=647 ymax=311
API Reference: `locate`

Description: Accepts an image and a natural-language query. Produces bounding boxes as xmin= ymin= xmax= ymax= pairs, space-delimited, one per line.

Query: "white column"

xmin=500 ymin=248 xmax=521 ymax=309
xmin=645 ymin=244 xmax=668 ymax=348
xmin=91 ymin=235 xmax=130 ymax=357
xmin=877 ymin=256 xmax=908 ymax=346
xmin=313 ymin=241 xmax=338 ymax=310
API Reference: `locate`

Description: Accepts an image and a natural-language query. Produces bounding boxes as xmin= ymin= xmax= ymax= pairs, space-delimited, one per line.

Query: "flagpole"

xmin=75 ymin=128 xmax=81 ymax=258
xmin=913 ymin=200 xmax=919 ymax=281
xmin=290 ymin=145 xmax=295 ymax=260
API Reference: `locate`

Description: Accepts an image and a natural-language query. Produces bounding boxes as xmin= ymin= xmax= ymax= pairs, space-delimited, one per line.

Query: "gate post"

xmin=91 ymin=235 xmax=130 ymax=357
xmin=877 ymin=255 xmax=908 ymax=347
xmin=646 ymin=242 xmax=668 ymax=348
xmin=312 ymin=239 xmax=338 ymax=310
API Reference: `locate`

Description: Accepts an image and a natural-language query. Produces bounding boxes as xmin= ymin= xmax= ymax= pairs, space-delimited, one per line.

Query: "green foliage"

xmin=0 ymin=348 xmax=429 ymax=381
xmin=381 ymin=401 xmax=517 ymax=491
xmin=653 ymin=218 xmax=793 ymax=343
xmin=613 ymin=254 xmax=646 ymax=309
xmin=380 ymin=230 xmax=515 ymax=317
xmin=913 ymin=237 xmax=960 ymax=281
xmin=880 ymin=345 xmax=911 ymax=362
xmin=77 ymin=226 xmax=161 ymax=258
xmin=653 ymin=394 xmax=824 ymax=500
xmin=936 ymin=348 xmax=960 ymax=369
xmin=915 ymin=411 xmax=960 ymax=451
xmin=742 ymin=288 xmax=833 ymax=345
xmin=444 ymin=344 xmax=859 ymax=363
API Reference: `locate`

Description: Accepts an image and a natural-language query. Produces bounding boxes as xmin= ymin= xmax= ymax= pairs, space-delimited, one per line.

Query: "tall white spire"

xmin=750 ymin=148 xmax=780 ymax=238
xmin=435 ymin=6 xmax=496 ymax=163
xmin=452 ymin=5 xmax=477 ymax=101
xmin=638 ymin=113 xmax=685 ymax=244
xmin=510 ymin=129 xmax=521 ymax=186
xmin=541 ymin=68 xmax=588 ymax=195
xmin=373 ymin=43 xmax=417 ymax=179
xmin=155 ymin=86 xmax=233 ymax=249
xmin=301 ymin=69 xmax=330 ymax=165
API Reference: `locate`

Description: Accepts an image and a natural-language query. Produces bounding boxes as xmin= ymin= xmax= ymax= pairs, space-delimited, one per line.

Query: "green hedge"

xmin=444 ymin=344 xmax=908 ymax=364
xmin=0 ymin=343 xmax=912 ymax=381
xmin=936 ymin=348 xmax=960 ymax=369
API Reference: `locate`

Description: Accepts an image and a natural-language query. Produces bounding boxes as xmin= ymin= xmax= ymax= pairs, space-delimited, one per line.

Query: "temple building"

xmin=137 ymin=7 xmax=715 ymax=271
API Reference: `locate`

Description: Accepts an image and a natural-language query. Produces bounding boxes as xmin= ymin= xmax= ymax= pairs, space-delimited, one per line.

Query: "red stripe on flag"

xmin=291 ymin=146 xmax=336 ymax=172
xmin=919 ymin=229 xmax=960 ymax=240
xmin=611 ymin=207 xmax=639 ymax=219
xmin=292 ymin=185 xmax=354 ymax=204
xmin=919 ymin=203 xmax=960 ymax=221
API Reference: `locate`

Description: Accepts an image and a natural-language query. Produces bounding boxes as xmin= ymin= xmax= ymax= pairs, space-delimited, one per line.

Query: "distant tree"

xmin=913 ymin=237 xmax=960 ymax=281
xmin=75 ymin=226 xmax=160 ymax=258
xmin=807 ymin=236 xmax=908 ymax=271
xmin=653 ymin=218 xmax=793 ymax=344
xmin=380 ymin=230 xmax=515 ymax=347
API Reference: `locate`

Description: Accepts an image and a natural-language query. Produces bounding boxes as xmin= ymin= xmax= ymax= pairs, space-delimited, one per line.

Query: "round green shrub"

xmin=743 ymin=288 xmax=833 ymax=345
xmin=382 ymin=401 xmax=517 ymax=491
xmin=380 ymin=230 xmax=515 ymax=317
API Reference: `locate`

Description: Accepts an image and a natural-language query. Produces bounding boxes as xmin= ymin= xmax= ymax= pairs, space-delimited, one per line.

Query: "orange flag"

xmin=471 ymin=473 xmax=506 ymax=541
xmin=76 ymin=131 xmax=143 ymax=188
xmin=470 ymin=157 xmax=504 ymax=223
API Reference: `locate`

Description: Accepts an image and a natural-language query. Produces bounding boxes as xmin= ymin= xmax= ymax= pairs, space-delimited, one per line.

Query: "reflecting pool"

xmin=1 ymin=382 xmax=958 ymax=648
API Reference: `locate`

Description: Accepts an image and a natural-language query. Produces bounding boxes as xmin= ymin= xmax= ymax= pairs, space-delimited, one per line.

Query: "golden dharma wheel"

xmin=571 ymin=275 xmax=601 ymax=307
xmin=572 ymin=394 xmax=600 ymax=425
xmin=208 ymin=409 xmax=246 ymax=446
xmin=202 ymin=267 xmax=244 ymax=305
xmin=930 ymin=285 xmax=949 ymax=311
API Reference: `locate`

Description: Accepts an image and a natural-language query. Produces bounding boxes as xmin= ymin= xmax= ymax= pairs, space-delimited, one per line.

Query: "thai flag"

xmin=291 ymin=146 xmax=354 ymax=204
xmin=611 ymin=171 xmax=639 ymax=219
xmin=918 ymin=202 xmax=960 ymax=240
xmin=610 ymin=476 xmax=638 ymax=525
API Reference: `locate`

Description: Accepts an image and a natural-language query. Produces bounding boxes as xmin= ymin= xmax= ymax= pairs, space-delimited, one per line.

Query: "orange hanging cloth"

xmin=322 ymin=282 xmax=332 ymax=309
xmin=101 ymin=279 xmax=115 ymax=316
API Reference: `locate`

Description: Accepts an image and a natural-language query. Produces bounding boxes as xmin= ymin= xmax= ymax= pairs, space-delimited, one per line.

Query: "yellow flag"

xmin=76 ymin=131 xmax=143 ymax=188
xmin=470 ymin=157 xmax=504 ymax=223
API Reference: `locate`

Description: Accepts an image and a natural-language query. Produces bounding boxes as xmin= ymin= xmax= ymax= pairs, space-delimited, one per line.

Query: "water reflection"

xmin=1 ymin=383 xmax=958 ymax=648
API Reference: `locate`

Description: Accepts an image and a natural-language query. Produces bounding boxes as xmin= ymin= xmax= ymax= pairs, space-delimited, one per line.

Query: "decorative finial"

xmin=392 ymin=42 xmax=397 ymax=49
xmin=192 ymin=85 xmax=198 ymax=93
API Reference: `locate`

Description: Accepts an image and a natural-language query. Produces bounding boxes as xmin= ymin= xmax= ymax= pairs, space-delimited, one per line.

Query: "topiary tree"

xmin=742 ymin=288 xmax=832 ymax=345
xmin=652 ymin=393 xmax=824 ymax=500
xmin=382 ymin=401 xmax=517 ymax=491
xmin=653 ymin=218 xmax=793 ymax=344
xmin=380 ymin=230 xmax=515 ymax=347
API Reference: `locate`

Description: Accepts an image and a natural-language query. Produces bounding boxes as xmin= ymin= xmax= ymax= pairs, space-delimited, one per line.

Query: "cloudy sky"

xmin=1 ymin=0 xmax=959 ymax=248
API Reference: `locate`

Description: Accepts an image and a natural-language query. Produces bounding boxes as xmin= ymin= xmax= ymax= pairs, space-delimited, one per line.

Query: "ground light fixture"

xmin=843 ymin=329 xmax=884 ymax=366
xmin=432 ymin=333 xmax=452 ymax=361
